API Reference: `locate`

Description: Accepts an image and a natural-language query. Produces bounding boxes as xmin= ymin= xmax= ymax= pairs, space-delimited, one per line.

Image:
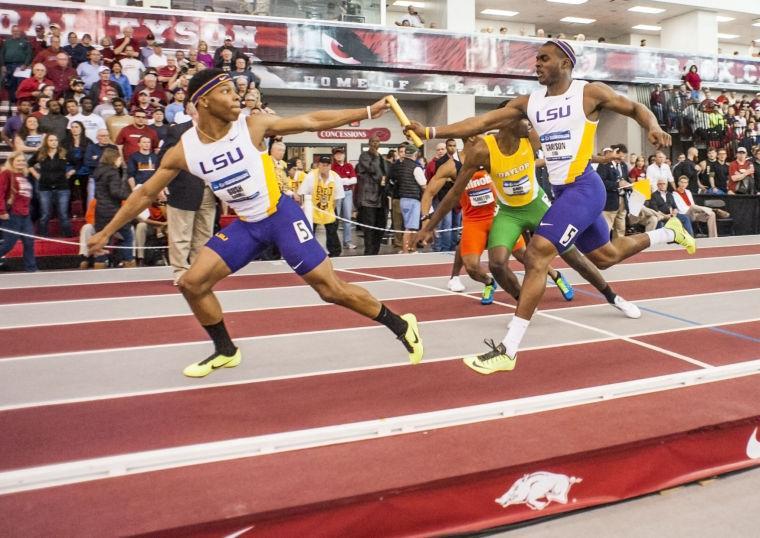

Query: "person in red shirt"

xmin=0 ymin=151 xmax=37 ymax=272
xmin=15 ymin=63 xmax=53 ymax=103
xmin=684 ymin=64 xmax=701 ymax=101
xmin=30 ymin=24 xmax=48 ymax=57
xmin=114 ymin=109 xmax=158 ymax=160
xmin=727 ymin=147 xmax=756 ymax=194
xmin=32 ymin=35 xmax=63 ymax=71
xmin=46 ymin=52 xmax=77 ymax=98
xmin=330 ymin=147 xmax=358 ymax=249
xmin=113 ymin=25 xmax=141 ymax=62
xmin=157 ymin=57 xmax=178 ymax=88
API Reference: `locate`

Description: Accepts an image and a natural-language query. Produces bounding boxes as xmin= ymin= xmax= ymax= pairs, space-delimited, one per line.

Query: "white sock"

xmin=646 ymin=227 xmax=675 ymax=246
xmin=502 ymin=316 xmax=530 ymax=357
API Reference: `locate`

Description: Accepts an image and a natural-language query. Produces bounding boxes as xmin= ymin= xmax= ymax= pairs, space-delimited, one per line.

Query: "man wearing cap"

xmin=213 ymin=36 xmax=245 ymax=66
xmin=140 ymin=33 xmax=157 ymax=65
xmin=147 ymin=43 xmax=168 ymax=69
xmin=31 ymin=24 xmax=48 ymax=57
xmin=392 ymin=143 xmax=427 ymax=253
xmin=299 ymin=155 xmax=345 ymax=258
xmin=728 ymin=147 xmax=756 ymax=195
xmin=113 ymin=25 xmax=140 ymax=62
xmin=76 ymin=49 xmax=103 ymax=90
xmin=88 ymin=66 xmax=124 ymax=104
xmin=331 ymin=147 xmax=358 ymax=249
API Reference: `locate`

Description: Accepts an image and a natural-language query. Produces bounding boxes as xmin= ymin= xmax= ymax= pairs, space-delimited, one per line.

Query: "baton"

xmin=385 ymin=95 xmax=424 ymax=148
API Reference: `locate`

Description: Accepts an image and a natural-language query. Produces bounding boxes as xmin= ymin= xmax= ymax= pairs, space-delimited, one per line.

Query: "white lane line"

xmin=2 ymin=358 xmax=759 ymax=496
xmin=2 ymin=287 xmax=757 ymax=362
xmin=1 ymin=241 xmax=758 ymax=290
xmin=341 ymin=268 xmax=715 ymax=369
xmin=3 ymin=316 xmax=758 ymax=412
xmin=4 ymin=269 xmax=758 ymax=330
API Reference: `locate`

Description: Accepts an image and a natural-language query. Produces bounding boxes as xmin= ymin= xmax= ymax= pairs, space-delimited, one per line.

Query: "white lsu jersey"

xmin=181 ymin=114 xmax=281 ymax=221
xmin=527 ymin=79 xmax=598 ymax=186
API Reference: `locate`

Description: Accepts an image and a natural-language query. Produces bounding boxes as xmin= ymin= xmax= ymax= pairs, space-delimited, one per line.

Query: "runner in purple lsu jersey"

xmin=90 ymin=69 xmax=423 ymax=377
xmin=405 ymin=40 xmax=695 ymax=374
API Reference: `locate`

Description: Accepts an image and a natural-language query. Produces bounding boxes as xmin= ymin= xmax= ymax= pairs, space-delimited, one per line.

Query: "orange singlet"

xmin=459 ymin=170 xmax=497 ymax=256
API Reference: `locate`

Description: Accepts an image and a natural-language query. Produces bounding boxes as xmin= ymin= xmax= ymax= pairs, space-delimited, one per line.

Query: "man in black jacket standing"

xmin=158 ymin=108 xmax=216 ymax=285
xmin=598 ymin=144 xmax=630 ymax=239
xmin=355 ymin=134 xmax=388 ymax=255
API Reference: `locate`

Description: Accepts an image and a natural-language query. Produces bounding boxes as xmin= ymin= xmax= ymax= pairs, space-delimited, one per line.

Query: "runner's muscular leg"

xmin=177 ymin=246 xmax=233 ymax=326
xmin=462 ymin=252 xmax=490 ymax=285
xmin=302 ymin=256 xmax=382 ymax=318
xmin=514 ymin=234 xmax=557 ymax=320
xmin=487 ymin=246 xmax=522 ymax=299
xmin=584 ymin=234 xmax=650 ymax=270
xmin=512 ymin=243 xmax=563 ymax=282
xmin=559 ymin=246 xmax=609 ymax=291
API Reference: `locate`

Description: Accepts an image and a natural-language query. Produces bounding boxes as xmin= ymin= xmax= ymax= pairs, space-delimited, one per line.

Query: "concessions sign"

xmin=317 ymin=128 xmax=391 ymax=141
xmin=2 ymin=1 xmax=759 ymax=88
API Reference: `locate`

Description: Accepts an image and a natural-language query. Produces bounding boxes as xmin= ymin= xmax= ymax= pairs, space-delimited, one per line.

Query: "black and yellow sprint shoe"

xmin=398 ymin=313 xmax=423 ymax=364
xmin=183 ymin=349 xmax=242 ymax=378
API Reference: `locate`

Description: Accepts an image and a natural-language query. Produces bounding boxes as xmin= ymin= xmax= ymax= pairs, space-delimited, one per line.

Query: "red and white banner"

xmin=3 ymin=1 xmax=760 ymax=89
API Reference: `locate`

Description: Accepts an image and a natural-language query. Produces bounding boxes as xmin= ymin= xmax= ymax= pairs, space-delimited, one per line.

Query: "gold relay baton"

xmin=385 ymin=95 xmax=424 ymax=148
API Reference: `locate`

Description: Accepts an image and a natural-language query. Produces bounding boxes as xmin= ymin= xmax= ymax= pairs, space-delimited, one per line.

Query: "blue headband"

xmin=548 ymin=39 xmax=576 ymax=67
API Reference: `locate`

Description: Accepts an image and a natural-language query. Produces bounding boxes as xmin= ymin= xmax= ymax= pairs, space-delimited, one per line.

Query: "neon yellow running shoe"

xmin=463 ymin=339 xmax=517 ymax=375
xmin=399 ymin=313 xmax=423 ymax=364
xmin=183 ymin=349 xmax=242 ymax=378
xmin=664 ymin=217 xmax=696 ymax=255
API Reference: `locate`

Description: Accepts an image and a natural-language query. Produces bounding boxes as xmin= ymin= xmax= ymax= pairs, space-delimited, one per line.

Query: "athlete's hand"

xmin=414 ymin=222 xmax=436 ymax=246
xmin=368 ymin=98 xmax=390 ymax=119
xmin=648 ymin=128 xmax=671 ymax=149
xmin=404 ymin=121 xmax=427 ymax=141
xmin=87 ymin=231 xmax=110 ymax=256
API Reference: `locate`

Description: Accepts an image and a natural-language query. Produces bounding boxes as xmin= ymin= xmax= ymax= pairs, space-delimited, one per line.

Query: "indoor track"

xmin=1 ymin=235 xmax=759 ymax=536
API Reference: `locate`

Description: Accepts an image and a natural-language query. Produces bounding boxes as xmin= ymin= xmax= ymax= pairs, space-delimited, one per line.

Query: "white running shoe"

xmin=613 ymin=295 xmax=641 ymax=319
xmin=447 ymin=276 xmax=466 ymax=292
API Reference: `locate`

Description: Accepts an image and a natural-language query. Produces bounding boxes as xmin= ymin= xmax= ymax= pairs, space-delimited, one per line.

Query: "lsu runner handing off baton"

xmin=89 ymin=70 xmax=423 ymax=377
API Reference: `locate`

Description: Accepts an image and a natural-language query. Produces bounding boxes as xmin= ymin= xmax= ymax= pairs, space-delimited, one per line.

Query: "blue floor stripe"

xmin=572 ymin=287 xmax=760 ymax=345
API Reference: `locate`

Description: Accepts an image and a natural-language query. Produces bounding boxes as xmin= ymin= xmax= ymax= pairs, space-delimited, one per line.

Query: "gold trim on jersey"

xmin=564 ymin=119 xmax=597 ymax=184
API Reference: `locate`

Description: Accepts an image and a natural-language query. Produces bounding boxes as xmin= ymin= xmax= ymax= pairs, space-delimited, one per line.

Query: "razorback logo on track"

xmin=495 ymin=471 xmax=582 ymax=511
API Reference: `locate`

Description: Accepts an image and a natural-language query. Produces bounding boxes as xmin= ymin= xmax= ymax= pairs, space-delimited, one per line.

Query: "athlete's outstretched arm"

xmin=261 ymin=98 xmax=390 ymax=137
xmin=420 ymin=158 xmax=457 ymax=217
xmin=405 ymin=96 xmax=528 ymax=141
xmin=423 ymin=138 xmax=488 ymax=232
xmin=87 ymin=146 xmax=182 ymax=254
xmin=588 ymin=82 xmax=671 ymax=148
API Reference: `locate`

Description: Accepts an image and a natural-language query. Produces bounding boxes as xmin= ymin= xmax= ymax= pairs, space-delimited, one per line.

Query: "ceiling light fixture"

xmin=717 ymin=33 xmax=739 ymax=39
xmin=716 ymin=16 xmax=735 ymax=23
xmin=392 ymin=1 xmax=426 ymax=7
xmin=547 ymin=0 xmax=588 ymax=5
xmin=481 ymin=9 xmax=519 ymax=17
xmin=628 ymin=6 xmax=665 ymax=14
xmin=632 ymin=24 xmax=662 ymax=31
xmin=560 ymin=16 xmax=596 ymax=24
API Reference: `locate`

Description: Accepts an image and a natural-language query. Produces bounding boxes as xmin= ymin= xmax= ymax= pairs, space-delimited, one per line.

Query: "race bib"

xmin=210 ymin=169 xmax=261 ymax=204
xmin=540 ymin=131 xmax=573 ymax=163
xmin=468 ymin=187 xmax=495 ymax=207
xmin=502 ymin=175 xmax=531 ymax=197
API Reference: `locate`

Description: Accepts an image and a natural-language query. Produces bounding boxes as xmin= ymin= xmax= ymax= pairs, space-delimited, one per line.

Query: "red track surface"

xmin=2 ymin=269 xmax=758 ymax=359
xmin=1 ymin=242 xmax=758 ymax=305
xmin=2 ymin=370 xmax=759 ymax=537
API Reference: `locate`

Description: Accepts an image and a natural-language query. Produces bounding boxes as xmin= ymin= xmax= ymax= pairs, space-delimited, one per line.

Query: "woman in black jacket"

xmin=28 ymin=133 xmax=75 ymax=237
xmin=63 ymin=120 xmax=91 ymax=216
xmin=92 ymin=147 xmax=135 ymax=268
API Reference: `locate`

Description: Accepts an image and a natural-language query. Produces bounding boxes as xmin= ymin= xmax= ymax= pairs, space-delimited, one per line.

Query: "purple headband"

xmin=548 ymin=39 xmax=576 ymax=67
xmin=190 ymin=73 xmax=232 ymax=104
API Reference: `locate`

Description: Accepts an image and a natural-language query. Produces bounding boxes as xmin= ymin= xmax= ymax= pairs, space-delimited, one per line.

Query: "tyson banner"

xmin=2 ymin=1 xmax=759 ymax=89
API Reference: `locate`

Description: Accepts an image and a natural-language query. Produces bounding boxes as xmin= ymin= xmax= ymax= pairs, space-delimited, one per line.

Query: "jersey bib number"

xmin=293 ymin=220 xmax=314 ymax=243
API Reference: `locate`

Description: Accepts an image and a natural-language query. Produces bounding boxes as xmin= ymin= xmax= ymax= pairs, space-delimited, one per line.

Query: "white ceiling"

xmin=474 ymin=0 xmax=760 ymax=45
xmin=387 ymin=0 xmax=760 ymax=46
